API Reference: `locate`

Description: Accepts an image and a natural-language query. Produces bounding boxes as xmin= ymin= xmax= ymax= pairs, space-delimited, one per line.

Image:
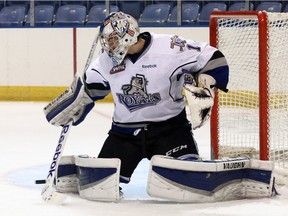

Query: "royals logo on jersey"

xmin=116 ymin=74 xmax=161 ymax=112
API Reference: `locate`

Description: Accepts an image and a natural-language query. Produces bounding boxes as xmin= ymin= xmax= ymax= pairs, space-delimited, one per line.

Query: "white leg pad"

xmin=147 ymin=155 xmax=275 ymax=202
xmin=56 ymin=155 xmax=78 ymax=193
xmin=243 ymin=159 xmax=275 ymax=198
xmin=75 ymin=156 xmax=121 ymax=202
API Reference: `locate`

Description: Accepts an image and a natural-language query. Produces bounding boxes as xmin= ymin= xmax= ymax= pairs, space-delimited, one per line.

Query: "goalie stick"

xmin=36 ymin=27 xmax=100 ymax=204
xmin=40 ymin=123 xmax=72 ymax=203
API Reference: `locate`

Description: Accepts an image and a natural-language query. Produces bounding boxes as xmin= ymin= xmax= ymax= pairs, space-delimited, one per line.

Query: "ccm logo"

xmin=166 ymin=145 xmax=187 ymax=156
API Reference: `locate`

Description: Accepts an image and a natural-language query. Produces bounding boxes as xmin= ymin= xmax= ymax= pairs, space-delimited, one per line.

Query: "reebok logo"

xmin=47 ymin=124 xmax=70 ymax=178
xmin=142 ymin=64 xmax=157 ymax=69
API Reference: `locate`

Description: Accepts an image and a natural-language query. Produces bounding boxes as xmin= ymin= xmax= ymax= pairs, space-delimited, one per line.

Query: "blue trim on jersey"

xmin=111 ymin=124 xmax=142 ymax=135
xmin=206 ymin=65 xmax=229 ymax=92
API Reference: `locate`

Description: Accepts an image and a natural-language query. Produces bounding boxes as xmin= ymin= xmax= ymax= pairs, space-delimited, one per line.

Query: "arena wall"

xmin=0 ymin=27 xmax=209 ymax=101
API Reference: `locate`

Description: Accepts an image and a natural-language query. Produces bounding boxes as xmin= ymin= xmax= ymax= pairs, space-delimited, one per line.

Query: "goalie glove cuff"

xmin=197 ymin=73 xmax=216 ymax=89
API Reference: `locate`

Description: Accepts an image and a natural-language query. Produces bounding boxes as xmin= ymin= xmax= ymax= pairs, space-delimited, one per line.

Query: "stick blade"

xmin=41 ymin=184 xmax=68 ymax=204
xmin=35 ymin=179 xmax=46 ymax=184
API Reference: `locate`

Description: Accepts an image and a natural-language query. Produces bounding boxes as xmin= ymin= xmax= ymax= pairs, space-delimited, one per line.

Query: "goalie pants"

xmin=98 ymin=108 xmax=199 ymax=183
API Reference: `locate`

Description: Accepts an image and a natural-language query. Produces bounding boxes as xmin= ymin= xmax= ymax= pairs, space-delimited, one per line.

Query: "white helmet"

xmin=100 ymin=12 xmax=140 ymax=66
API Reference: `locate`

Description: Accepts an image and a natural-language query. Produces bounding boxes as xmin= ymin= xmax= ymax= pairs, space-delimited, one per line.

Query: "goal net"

xmin=209 ymin=11 xmax=288 ymax=168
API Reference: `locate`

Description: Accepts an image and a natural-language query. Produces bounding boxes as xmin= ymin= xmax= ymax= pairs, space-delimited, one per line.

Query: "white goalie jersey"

xmin=85 ymin=32 xmax=229 ymax=124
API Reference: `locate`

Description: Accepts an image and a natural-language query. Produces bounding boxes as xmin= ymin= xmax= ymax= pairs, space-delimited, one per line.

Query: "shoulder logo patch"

xmin=170 ymin=35 xmax=186 ymax=51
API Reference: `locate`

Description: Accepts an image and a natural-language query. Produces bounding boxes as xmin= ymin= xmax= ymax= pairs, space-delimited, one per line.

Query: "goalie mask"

xmin=100 ymin=12 xmax=140 ymax=66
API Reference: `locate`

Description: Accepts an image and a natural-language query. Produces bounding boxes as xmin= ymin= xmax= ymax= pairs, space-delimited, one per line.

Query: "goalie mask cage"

xmin=210 ymin=11 xmax=288 ymax=168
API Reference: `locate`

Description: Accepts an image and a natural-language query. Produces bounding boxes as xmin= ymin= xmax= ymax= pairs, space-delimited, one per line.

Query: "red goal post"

xmin=209 ymin=11 xmax=288 ymax=168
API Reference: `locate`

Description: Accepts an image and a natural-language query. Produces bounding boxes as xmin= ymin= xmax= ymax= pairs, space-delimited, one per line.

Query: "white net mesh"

xmin=213 ymin=12 xmax=288 ymax=168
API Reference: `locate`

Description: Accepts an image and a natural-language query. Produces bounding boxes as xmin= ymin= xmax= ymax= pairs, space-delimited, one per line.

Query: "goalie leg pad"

xmin=244 ymin=159 xmax=275 ymax=198
xmin=147 ymin=155 xmax=275 ymax=202
xmin=56 ymin=155 xmax=78 ymax=193
xmin=75 ymin=155 xmax=121 ymax=202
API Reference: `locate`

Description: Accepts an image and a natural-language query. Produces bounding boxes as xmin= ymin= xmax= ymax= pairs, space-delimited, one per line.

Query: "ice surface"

xmin=0 ymin=102 xmax=287 ymax=216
